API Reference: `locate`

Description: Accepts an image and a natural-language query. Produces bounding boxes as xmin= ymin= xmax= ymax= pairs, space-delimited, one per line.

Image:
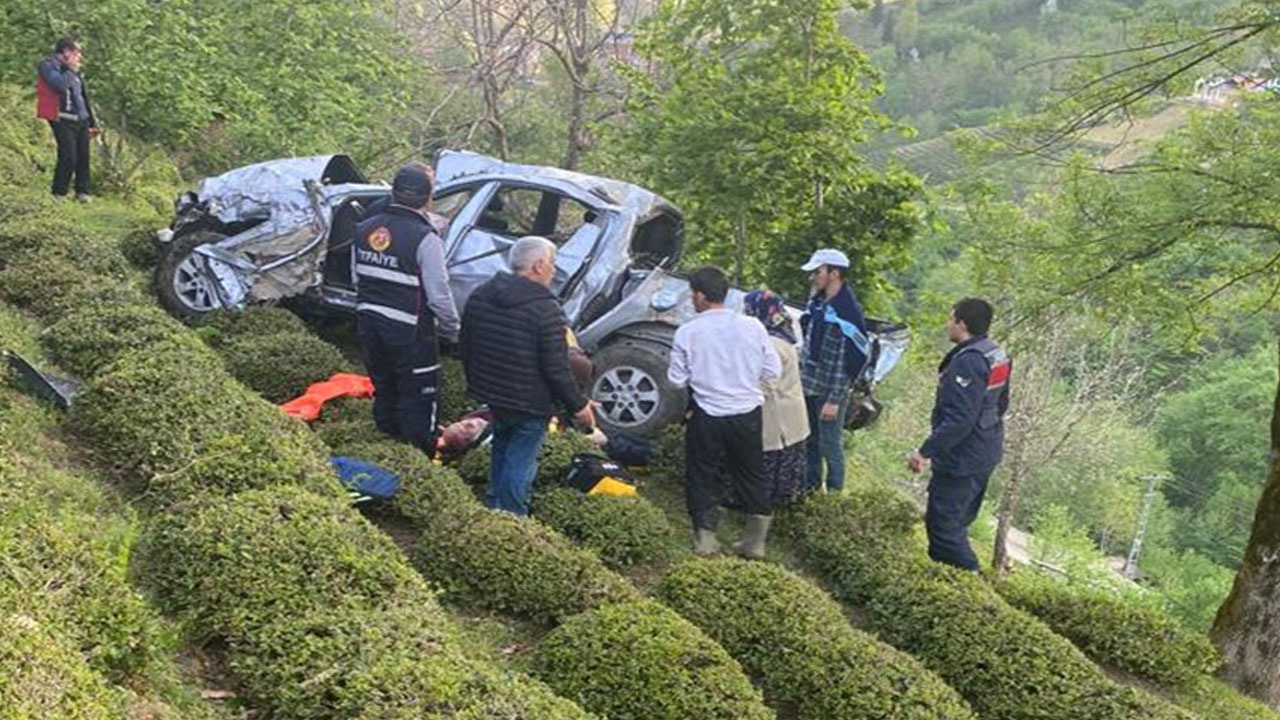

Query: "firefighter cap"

xmin=392 ymin=162 xmax=435 ymax=203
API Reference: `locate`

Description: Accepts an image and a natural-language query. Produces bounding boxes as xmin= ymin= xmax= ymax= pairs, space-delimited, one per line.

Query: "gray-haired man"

xmin=461 ymin=236 xmax=596 ymax=515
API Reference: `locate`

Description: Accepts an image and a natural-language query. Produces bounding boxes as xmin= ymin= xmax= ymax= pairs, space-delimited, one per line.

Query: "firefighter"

xmin=353 ymin=162 xmax=461 ymax=453
xmin=907 ymin=298 xmax=1012 ymax=571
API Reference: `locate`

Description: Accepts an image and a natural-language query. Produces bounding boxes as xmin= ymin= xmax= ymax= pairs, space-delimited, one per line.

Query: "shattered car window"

xmin=434 ymin=188 xmax=474 ymax=222
xmin=475 ymin=188 xmax=538 ymax=237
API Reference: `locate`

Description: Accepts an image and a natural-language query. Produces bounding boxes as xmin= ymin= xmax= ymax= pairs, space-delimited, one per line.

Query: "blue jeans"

xmin=804 ymin=395 xmax=848 ymax=492
xmin=484 ymin=413 xmax=547 ymax=516
xmin=925 ymin=470 xmax=991 ymax=571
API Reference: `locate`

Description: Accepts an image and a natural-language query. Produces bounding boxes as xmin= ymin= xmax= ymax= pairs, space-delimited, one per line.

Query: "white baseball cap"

xmin=801 ymin=248 xmax=850 ymax=272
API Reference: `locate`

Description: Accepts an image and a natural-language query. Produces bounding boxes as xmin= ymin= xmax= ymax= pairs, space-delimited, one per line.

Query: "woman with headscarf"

xmin=743 ymin=290 xmax=811 ymax=505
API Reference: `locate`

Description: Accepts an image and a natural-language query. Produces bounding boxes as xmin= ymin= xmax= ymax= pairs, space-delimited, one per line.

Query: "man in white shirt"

xmin=668 ymin=266 xmax=781 ymax=558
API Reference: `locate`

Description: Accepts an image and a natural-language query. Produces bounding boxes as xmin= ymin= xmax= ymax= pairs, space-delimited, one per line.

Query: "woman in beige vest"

xmin=743 ymin=290 xmax=810 ymax=504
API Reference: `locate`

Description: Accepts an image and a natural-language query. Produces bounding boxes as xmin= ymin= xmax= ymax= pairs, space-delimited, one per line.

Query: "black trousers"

xmin=357 ymin=313 xmax=440 ymax=453
xmin=685 ymin=403 xmax=768 ymax=530
xmin=49 ymin=120 xmax=91 ymax=196
xmin=925 ymin=469 xmax=992 ymax=571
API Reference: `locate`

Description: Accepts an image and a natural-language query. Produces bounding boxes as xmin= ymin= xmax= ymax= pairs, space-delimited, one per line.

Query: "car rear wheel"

xmin=590 ymin=339 xmax=686 ymax=438
xmin=155 ymin=229 xmax=225 ymax=321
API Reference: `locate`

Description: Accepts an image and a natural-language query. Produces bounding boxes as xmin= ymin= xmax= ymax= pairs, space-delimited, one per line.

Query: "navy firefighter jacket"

xmin=919 ymin=336 xmax=1011 ymax=476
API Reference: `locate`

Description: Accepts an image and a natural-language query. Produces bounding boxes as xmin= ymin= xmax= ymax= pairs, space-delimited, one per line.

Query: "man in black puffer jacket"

xmin=461 ymin=236 xmax=596 ymax=515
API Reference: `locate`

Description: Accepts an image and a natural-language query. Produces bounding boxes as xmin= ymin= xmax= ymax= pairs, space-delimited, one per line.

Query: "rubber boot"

xmin=694 ymin=528 xmax=721 ymax=557
xmin=732 ymin=514 xmax=773 ymax=560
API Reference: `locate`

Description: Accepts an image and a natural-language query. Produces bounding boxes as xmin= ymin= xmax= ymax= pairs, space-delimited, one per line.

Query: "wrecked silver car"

xmin=157 ymin=150 xmax=908 ymax=436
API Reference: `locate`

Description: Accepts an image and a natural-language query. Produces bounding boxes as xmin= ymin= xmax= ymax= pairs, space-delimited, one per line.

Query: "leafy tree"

xmin=612 ymin=0 xmax=922 ymax=305
xmin=1155 ymin=345 xmax=1276 ymax=513
xmin=0 ymin=0 xmax=421 ymax=170
xmin=1177 ymin=475 xmax=1263 ymax=568
xmin=1141 ymin=546 xmax=1237 ymax=632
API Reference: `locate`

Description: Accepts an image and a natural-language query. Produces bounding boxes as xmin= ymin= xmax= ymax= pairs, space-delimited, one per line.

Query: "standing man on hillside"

xmin=668 ymin=266 xmax=781 ymax=558
xmin=799 ymin=248 xmax=869 ymax=493
xmin=36 ymin=37 xmax=100 ymax=201
xmin=462 ymin=236 xmax=596 ymax=516
xmin=354 ymin=162 xmax=461 ymax=454
xmin=908 ymin=298 xmax=1012 ymax=571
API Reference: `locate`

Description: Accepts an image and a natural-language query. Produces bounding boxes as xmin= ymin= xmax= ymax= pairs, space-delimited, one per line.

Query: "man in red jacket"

xmin=37 ymin=37 xmax=99 ymax=201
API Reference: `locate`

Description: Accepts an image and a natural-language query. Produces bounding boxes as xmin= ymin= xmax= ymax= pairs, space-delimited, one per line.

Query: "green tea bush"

xmin=456 ymin=441 xmax=491 ymax=484
xmin=1174 ymin=676 xmax=1280 ymax=720
xmin=314 ymin=417 xmax=387 ymax=449
xmin=528 ymin=599 xmax=772 ymax=720
xmin=414 ymin=502 xmax=638 ymax=624
xmin=786 ymin=490 xmax=1196 ymax=720
xmin=0 ymin=610 xmax=127 ymax=720
xmin=995 ymin=569 xmax=1220 ymax=687
xmin=319 ymin=396 xmax=376 ymax=424
xmin=532 ymin=487 xmax=679 ymax=569
xmin=200 ymin=306 xmax=310 ymax=344
xmin=145 ymin=485 xmax=426 ymax=641
xmin=219 ymin=331 xmax=351 ymax=403
xmin=0 ymin=208 xmax=84 ymax=258
xmin=231 ymin=600 xmax=595 ymax=720
xmin=386 ymin=448 xmax=637 ymax=623
xmin=70 ymin=340 xmax=338 ymax=505
xmin=118 ymin=226 xmax=161 ymax=269
xmin=0 ymin=503 xmax=166 ymax=684
xmin=0 ymin=205 xmax=141 ymax=313
xmin=0 ymin=243 xmax=140 ymax=322
xmin=44 ymin=302 xmax=190 ymax=378
xmin=311 ymin=397 xmax=383 ymax=447
xmin=658 ymin=557 xmax=976 ymax=720
xmin=369 ymin=430 xmax=640 ymax=622
xmin=651 ymin=423 xmax=685 ymax=481
xmin=339 ymin=438 xmax=637 ymax=622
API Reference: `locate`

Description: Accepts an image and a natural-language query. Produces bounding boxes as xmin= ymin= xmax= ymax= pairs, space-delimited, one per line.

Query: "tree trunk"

xmin=563 ymin=80 xmax=588 ymax=170
xmin=992 ymin=441 xmax=1026 ymax=574
xmin=1211 ymin=337 xmax=1280 ymax=707
xmin=560 ymin=0 xmax=591 ymax=170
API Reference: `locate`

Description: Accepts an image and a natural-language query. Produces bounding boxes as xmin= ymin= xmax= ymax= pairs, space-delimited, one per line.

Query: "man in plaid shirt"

xmin=799 ymin=249 xmax=868 ymax=492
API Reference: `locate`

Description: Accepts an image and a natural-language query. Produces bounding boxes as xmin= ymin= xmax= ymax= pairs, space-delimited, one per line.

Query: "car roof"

xmin=435 ymin=150 xmax=682 ymax=220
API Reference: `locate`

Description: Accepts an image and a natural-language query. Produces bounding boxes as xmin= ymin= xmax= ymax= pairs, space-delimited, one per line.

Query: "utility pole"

xmin=1123 ymin=475 xmax=1163 ymax=579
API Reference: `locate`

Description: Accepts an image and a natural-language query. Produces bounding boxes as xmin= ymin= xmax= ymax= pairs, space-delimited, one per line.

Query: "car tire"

xmin=590 ymin=339 xmax=686 ymax=439
xmin=155 ymin=229 xmax=227 ymax=322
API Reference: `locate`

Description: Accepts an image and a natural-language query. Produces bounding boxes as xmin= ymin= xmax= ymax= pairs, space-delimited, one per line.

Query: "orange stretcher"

xmin=280 ymin=373 xmax=375 ymax=422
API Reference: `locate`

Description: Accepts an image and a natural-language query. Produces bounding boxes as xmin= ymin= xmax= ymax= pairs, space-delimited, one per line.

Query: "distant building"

xmin=1193 ymin=71 xmax=1277 ymax=107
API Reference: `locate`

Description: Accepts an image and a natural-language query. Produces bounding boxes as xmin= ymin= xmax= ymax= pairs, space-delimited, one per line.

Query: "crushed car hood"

xmin=194 ymin=154 xmax=367 ymax=225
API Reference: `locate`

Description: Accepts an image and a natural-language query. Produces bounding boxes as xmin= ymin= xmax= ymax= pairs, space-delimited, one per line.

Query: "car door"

xmin=444 ymin=180 xmax=605 ymax=314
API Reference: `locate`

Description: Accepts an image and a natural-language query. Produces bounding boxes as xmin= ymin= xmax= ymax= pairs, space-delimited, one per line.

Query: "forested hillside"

xmin=848 ymin=0 xmax=1236 ymax=140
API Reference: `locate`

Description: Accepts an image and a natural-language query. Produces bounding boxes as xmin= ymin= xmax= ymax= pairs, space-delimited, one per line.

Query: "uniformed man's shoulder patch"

xmin=367 ymin=226 xmax=392 ymax=252
xmin=955 ymin=374 xmax=972 ymax=388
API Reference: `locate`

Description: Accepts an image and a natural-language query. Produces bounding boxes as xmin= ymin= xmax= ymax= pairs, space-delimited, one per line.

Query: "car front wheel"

xmin=155 ymin=229 xmax=226 ymax=321
xmin=590 ymin=339 xmax=686 ymax=439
